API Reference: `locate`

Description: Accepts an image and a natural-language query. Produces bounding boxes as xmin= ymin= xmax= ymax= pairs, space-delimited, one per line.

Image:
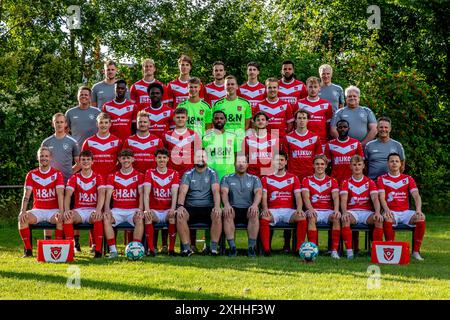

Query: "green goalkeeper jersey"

xmin=177 ymin=99 xmax=212 ymax=138
xmin=212 ymin=97 xmax=251 ymax=144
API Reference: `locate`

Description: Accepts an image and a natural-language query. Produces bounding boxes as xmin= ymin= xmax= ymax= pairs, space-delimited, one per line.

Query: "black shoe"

xmin=74 ymin=242 xmax=82 ymax=253
xmin=94 ymin=251 xmax=102 ymax=259
xmin=282 ymin=245 xmax=290 ymax=253
xmin=201 ymin=246 xmax=211 ymax=255
xmin=247 ymin=246 xmax=256 ymax=257
xmin=168 ymin=250 xmax=176 ymax=257
xmin=263 ymin=250 xmax=271 ymax=257
xmin=22 ymin=249 xmax=33 ymax=258
xmin=146 ymin=250 xmax=156 ymax=257
xmin=228 ymin=247 xmax=237 ymax=257
xmin=181 ymin=249 xmax=193 ymax=257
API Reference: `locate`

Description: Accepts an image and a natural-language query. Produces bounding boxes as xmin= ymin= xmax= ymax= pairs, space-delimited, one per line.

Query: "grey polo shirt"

xmin=364 ymin=138 xmax=405 ymax=180
xmin=65 ymin=106 xmax=101 ymax=146
xmin=319 ymin=83 xmax=344 ymax=113
xmin=221 ymin=173 xmax=262 ymax=209
xmin=41 ymin=134 xmax=80 ymax=183
xmin=331 ymin=106 xmax=377 ymax=142
xmin=181 ymin=167 xmax=219 ymax=207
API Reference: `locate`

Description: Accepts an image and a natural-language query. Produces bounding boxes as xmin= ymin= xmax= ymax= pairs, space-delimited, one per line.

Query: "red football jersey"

xmin=129 ymin=79 xmax=169 ymax=112
xmin=122 ymin=133 xmax=164 ymax=173
xmin=143 ymin=105 xmax=175 ymax=139
xmin=324 ymin=137 xmax=364 ymax=184
xmin=242 ymin=132 xmax=279 ymax=177
xmin=81 ymin=134 xmax=122 ymax=180
xmin=144 ymin=168 xmax=180 ymax=210
xmin=166 ymin=78 xmax=206 ymax=108
xmin=106 ymin=169 xmax=144 ymax=209
xmin=284 ymin=130 xmax=322 ymax=181
xmin=278 ymin=79 xmax=307 ymax=105
xmin=25 ymin=167 xmax=64 ymax=210
xmin=340 ymin=176 xmax=377 ymax=211
xmin=162 ymin=128 xmax=202 ymax=178
xmin=253 ymin=98 xmax=294 ymax=139
xmin=302 ymin=175 xmax=339 ymax=210
xmin=295 ymin=98 xmax=333 ymax=145
xmin=237 ymin=82 xmax=266 ymax=108
xmin=102 ymin=99 xmax=136 ymax=140
xmin=262 ymin=172 xmax=301 ymax=209
xmin=377 ymin=173 xmax=418 ymax=212
xmin=205 ymin=82 xmax=226 ymax=106
xmin=66 ymin=171 xmax=105 ymax=209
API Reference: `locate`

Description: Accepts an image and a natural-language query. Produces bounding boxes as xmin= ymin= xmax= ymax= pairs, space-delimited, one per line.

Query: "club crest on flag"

xmin=383 ymin=247 xmax=395 ymax=261
xmin=50 ymin=247 xmax=62 ymax=260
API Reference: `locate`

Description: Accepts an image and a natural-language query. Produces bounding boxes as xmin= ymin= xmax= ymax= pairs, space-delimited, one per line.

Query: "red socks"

xmin=55 ymin=229 xmax=64 ymax=240
xmin=373 ymin=226 xmax=384 ymax=241
xmin=307 ymin=229 xmax=318 ymax=245
xmin=259 ymin=219 xmax=271 ymax=252
xmin=383 ymin=221 xmax=395 ymax=241
xmin=93 ymin=221 xmax=103 ymax=253
xmin=63 ymin=224 xmax=74 ymax=241
xmin=295 ymin=220 xmax=307 ymax=251
xmin=168 ymin=223 xmax=177 ymax=252
xmin=413 ymin=221 xmax=426 ymax=252
xmin=145 ymin=224 xmax=155 ymax=251
xmin=19 ymin=228 xmax=32 ymax=250
xmin=342 ymin=226 xmax=352 ymax=250
xmin=331 ymin=229 xmax=341 ymax=251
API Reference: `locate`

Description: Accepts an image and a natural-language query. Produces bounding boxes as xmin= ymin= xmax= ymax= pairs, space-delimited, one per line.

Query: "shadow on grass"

xmin=0 ymin=270 xmax=242 ymax=300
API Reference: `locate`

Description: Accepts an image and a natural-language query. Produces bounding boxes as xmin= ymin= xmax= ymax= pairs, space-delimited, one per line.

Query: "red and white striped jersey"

xmin=340 ymin=176 xmax=377 ymax=211
xmin=143 ymin=105 xmax=175 ymax=139
xmin=144 ymin=168 xmax=180 ymax=210
xmin=262 ymin=172 xmax=301 ymax=209
xmin=253 ymin=98 xmax=294 ymax=139
xmin=377 ymin=173 xmax=418 ymax=212
xmin=302 ymin=175 xmax=339 ymax=210
xmin=205 ymin=82 xmax=226 ymax=107
xmin=106 ymin=169 xmax=144 ymax=209
xmin=129 ymin=79 xmax=169 ymax=112
xmin=295 ymin=97 xmax=333 ymax=145
xmin=122 ymin=133 xmax=164 ymax=173
xmin=242 ymin=132 xmax=279 ymax=178
xmin=81 ymin=134 xmax=122 ymax=180
xmin=166 ymin=78 xmax=206 ymax=108
xmin=237 ymin=82 xmax=266 ymax=108
xmin=66 ymin=171 xmax=105 ymax=209
xmin=278 ymin=79 xmax=307 ymax=105
xmin=284 ymin=130 xmax=322 ymax=181
xmin=324 ymin=137 xmax=364 ymax=184
xmin=102 ymin=99 xmax=136 ymax=140
xmin=25 ymin=167 xmax=64 ymax=210
xmin=162 ymin=128 xmax=202 ymax=178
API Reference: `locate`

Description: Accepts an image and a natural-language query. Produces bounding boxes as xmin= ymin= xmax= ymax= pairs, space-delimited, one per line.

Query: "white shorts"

xmin=73 ymin=208 xmax=96 ymax=224
xmin=348 ymin=210 xmax=374 ymax=225
xmin=151 ymin=209 xmax=169 ymax=223
xmin=315 ymin=209 xmax=334 ymax=224
xmin=392 ymin=210 xmax=416 ymax=227
xmin=111 ymin=208 xmax=139 ymax=227
xmin=269 ymin=208 xmax=296 ymax=226
xmin=30 ymin=209 xmax=59 ymax=224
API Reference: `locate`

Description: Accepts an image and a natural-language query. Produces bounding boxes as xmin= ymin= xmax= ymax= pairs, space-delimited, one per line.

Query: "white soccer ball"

xmin=125 ymin=241 xmax=145 ymax=260
xmin=299 ymin=241 xmax=319 ymax=262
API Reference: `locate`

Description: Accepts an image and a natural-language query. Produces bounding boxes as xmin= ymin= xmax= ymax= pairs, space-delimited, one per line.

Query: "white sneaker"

xmin=108 ymin=251 xmax=118 ymax=259
xmin=331 ymin=251 xmax=340 ymax=259
xmin=412 ymin=252 xmax=424 ymax=261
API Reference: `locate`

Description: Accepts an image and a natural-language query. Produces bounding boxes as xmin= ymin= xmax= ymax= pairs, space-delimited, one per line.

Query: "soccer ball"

xmin=125 ymin=241 xmax=145 ymax=260
xmin=299 ymin=242 xmax=319 ymax=262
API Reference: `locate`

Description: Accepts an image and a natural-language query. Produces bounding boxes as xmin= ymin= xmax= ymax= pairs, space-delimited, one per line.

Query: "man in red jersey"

xmin=129 ymin=58 xmax=169 ymax=112
xmin=102 ymin=79 xmax=136 ymax=140
xmin=64 ymin=150 xmax=106 ymax=258
xmin=143 ymin=83 xmax=174 ymax=139
xmin=103 ymin=149 xmax=145 ymax=259
xmin=243 ymin=111 xmax=279 ymax=177
xmin=325 ymin=119 xmax=364 ymax=184
xmin=378 ymin=153 xmax=426 ymax=261
xmin=295 ymin=76 xmax=333 ymax=149
xmin=81 ymin=112 xmax=122 ymax=183
xmin=278 ymin=60 xmax=307 ymax=105
xmin=18 ymin=147 xmax=65 ymax=257
xmin=205 ymin=61 xmax=227 ymax=106
xmin=122 ymin=111 xmax=164 ymax=174
xmin=259 ymin=151 xmax=306 ymax=256
xmin=253 ymin=77 xmax=294 ymax=144
xmin=237 ymin=61 xmax=266 ymax=109
xmin=166 ymin=54 xmax=205 ymax=109
xmin=143 ymin=148 xmax=180 ymax=256
xmin=302 ymin=155 xmax=341 ymax=259
xmin=340 ymin=155 xmax=382 ymax=259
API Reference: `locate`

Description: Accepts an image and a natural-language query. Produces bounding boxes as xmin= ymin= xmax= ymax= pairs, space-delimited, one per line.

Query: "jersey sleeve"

xmin=199 ymin=83 xmax=206 ymax=99
xmin=138 ymin=173 xmax=145 ymax=188
xmin=330 ymin=111 xmax=340 ymax=127
xmin=326 ymin=102 xmax=333 ymax=122
xmin=24 ymin=172 xmax=33 ymax=190
xmin=301 ymin=177 xmax=310 ymax=192
xmin=293 ymin=176 xmax=301 ymax=193
xmin=81 ymin=139 xmax=89 ymax=152
xmin=172 ymin=171 xmax=180 ymax=186
xmin=166 ymin=83 xmax=174 ymax=108
xmin=376 ymin=176 xmax=386 ymax=193
xmin=314 ymin=136 xmax=323 ymax=155
xmin=96 ymin=174 xmax=105 ymax=188
xmin=245 ymin=101 xmax=252 ymax=120
xmin=220 ymin=175 xmax=229 ymax=189
xmin=356 ymin=141 xmax=364 ymax=157
xmin=66 ymin=174 xmax=76 ymax=191
xmin=73 ymin=140 xmax=80 ymax=158
xmin=398 ymin=142 xmax=406 ymax=160
xmin=204 ymin=104 xmax=212 ymax=126
xmin=122 ymin=138 xmax=130 ymax=150
xmin=129 ymin=84 xmax=138 ymax=103
xmin=181 ymin=171 xmax=191 ymax=186
xmin=367 ymin=108 xmax=377 ymax=124
xmin=261 ymin=176 xmax=268 ymax=192
xmin=210 ymin=169 xmax=219 ymax=185
xmin=286 ymin=103 xmax=294 ymax=123
xmin=324 ymin=143 xmax=331 ymax=160
xmin=340 ymin=179 xmax=349 ymax=194
xmin=331 ymin=177 xmax=339 ymax=193
xmin=368 ymin=179 xmax=378 ymax=195
xmin=106 ymin=174 xmax=115 ymax=188
xmin=253 ymin=175 xmax=262 ymax=191
xmin=56 ymin=171 xmax=65 ymax=188
xmin=91 ymin=85 xmax=98 ymax=104
xmin=408 ymin=176 xmax=418 ymax=193
xmin=299 ymin=83 xmax=308 ymax=99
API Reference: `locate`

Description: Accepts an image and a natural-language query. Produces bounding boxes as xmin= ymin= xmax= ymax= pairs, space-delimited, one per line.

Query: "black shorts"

xmin=234 ymin=207 xmax=249 ymax=225
xmin=185 ymin=207 xmax=213 ymax=226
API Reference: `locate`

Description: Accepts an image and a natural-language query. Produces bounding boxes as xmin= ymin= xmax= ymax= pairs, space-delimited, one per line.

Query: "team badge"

xmin=237 ymin=106 xmax=242 ymax=111
xmin=200 ymin=110 xmax=204 ymax=115
xmin=63 ymin=143 xmax=69 ymax=150
xmin=246 ymin=182 xmax=252 ymax=188
xmin=89 ymin=114 xmax=95 ymax=120
xmin=359 ymin=112 xmax=365 ymax=118
xmin=127 ymin=107 xmax=131 ymax=111
xmin=383 ymin=247 xmax=395 ymax=261
xmin=227 ymin=139 xmax=232 ymax=145
xmin=50 ymin=247 xmax=62 ymax=260
xmin=351 ymin=145 xmax=355 ymax=149
xmin=259 ymin=90 xmax=263 ymax=94
xmin=402 ymin=179 xmax=407 ymax=184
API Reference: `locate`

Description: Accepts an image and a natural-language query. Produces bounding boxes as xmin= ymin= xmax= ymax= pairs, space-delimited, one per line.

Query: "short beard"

xmin=195 ymin=162 xmax=206 ymax=168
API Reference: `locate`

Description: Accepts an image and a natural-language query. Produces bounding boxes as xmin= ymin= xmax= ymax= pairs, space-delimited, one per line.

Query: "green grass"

xmin=0 ymin=216 xmax=449 ymax=300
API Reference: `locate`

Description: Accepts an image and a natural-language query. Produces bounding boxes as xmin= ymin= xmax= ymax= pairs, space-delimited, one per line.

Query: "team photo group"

xmin=17 ymin=55 xmax=426 ymax=261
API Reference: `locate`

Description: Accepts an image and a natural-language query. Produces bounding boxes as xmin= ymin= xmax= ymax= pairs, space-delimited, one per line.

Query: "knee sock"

xmin=413 ymin=221 xmax=426 ymax=253
xmin=295 ymin=220 xmax=307 ymax=251
xmin=259 ymin=219 xmax=271 ymax=252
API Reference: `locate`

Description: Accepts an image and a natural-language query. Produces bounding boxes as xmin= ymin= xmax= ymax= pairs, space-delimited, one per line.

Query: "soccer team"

xmin=17 ymin=56 xmax=426 ymax=260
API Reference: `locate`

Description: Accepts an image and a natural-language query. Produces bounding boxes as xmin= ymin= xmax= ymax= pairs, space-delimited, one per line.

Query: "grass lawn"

xmin=0 ymin=215 xmax=449 ymax=300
